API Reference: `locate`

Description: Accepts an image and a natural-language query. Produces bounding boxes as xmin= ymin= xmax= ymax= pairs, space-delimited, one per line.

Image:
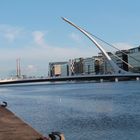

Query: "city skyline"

xmin=0 ymin=0 xmax=140 ymax=77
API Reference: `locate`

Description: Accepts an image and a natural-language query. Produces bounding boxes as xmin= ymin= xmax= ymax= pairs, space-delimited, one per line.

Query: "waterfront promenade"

xmin=0 ymin=106 xmax=43 ymax=140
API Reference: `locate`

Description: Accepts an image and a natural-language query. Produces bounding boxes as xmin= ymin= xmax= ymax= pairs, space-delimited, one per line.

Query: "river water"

xmin=0 ymin=81 xmax=140 ymax=140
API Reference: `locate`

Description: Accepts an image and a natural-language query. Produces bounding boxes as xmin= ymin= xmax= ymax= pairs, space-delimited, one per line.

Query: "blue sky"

xmin=0 ymin=0 xmax=140 ymax=77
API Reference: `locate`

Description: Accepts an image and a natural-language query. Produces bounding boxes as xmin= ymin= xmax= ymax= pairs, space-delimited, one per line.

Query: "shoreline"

xmin=0 ymin=106 xmax=43 ymax=140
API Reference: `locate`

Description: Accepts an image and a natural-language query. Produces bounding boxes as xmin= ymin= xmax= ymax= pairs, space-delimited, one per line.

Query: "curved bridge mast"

xmin=62 ymin=17 xmax=128 ymax=74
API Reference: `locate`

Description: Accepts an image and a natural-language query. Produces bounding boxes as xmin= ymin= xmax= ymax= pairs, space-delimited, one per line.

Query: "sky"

xmin=0 ymin=0 xmax=140 ymax=77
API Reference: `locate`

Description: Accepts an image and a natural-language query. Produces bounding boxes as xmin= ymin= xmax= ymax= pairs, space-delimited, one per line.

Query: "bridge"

xmin=0 ymin=74 xmax=140 ymax=85
xmin=0 ymin=18 xmax=140 ymax=85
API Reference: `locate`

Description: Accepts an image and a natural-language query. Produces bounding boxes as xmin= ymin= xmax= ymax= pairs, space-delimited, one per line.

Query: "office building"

xmin=128 ymin=46 xmax=140 ymax=73
xmin=49 ymin=62 xmax=69 ymax=77
xmin=115 ymin=50 xmax=129 ymax=71
xmin=69 ymin=58 xmax=84 ymax=75
xmin=83 ymin=57 xmax=95 ymax=74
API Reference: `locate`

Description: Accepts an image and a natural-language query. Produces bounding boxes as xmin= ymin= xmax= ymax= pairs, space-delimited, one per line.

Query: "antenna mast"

xmin=16 ymin=58 xmax=21 ymax=78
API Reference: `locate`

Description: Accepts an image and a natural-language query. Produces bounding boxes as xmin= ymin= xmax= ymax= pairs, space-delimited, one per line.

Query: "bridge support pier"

xmin=136 ymin=77 xmax=140 ymax=81
xmin=115 ymin=78 xmax=118 ymax=82
xmin=100 ymin=79 xmax=103 ymax=82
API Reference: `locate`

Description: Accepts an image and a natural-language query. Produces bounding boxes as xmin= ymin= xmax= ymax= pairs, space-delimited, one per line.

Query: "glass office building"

xmin=128 ymin=46 xmax=140 ymax=73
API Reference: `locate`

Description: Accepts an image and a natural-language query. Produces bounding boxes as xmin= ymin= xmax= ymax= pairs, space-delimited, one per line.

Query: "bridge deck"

xmin=0 ymin=74 xmax=140 ymax=85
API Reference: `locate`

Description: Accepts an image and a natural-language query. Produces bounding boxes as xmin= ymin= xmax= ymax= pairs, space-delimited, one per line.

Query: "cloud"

xmin=27 ymin=65 xmax=37 ymax=71
xmin=69 ymin=32 xmax=82 ymax=43
xmin=0 ymin=24 xmax=24 ymax=42
xmin=32 ymin=31 xmax=48 ymax=48
xmin=31 ymin=30 xmax=95 ymax=60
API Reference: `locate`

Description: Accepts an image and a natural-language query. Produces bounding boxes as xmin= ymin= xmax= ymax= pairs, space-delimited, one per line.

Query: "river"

xmin=0 ymin=81 xmax=140 ymax=140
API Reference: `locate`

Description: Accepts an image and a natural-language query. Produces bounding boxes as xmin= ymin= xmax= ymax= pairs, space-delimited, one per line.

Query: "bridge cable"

xmin=83 ymin=29 xmax=140 ymax=64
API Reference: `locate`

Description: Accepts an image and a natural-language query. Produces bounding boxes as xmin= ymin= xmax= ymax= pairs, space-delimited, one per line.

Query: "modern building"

xmin=69 ymin=56 xmax=104 ymax=75
xmin=128 ymin=46 xmax=140 ymax=73
xmin=83 ymin=57 xmax=95 ymax=74
xmin=115 ymin=50 xmax=129 ymax=71
xmin=94 ymin=55 xmax=103 ymax=74
xmin=48 ymin=46 xmax=140 ymax=76
xmin=68 ymin=59 xmax=75 ymax=76
xmin=98 ymin=50 xmax=130 ymax=73
xmin=98 ymin=52 xmax=116 ymax=74
xmin=49 ymin=62 xmax=69 ymax=77
xmin=69 ymin=58 xmax=84 ymax=76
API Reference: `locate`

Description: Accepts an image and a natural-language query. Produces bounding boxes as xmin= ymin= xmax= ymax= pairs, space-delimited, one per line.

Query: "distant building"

xmin=48 ymin=46 xmax=140 ymax=76
xmin=128 ymin=46 xmax=140 ymax=73
xmin=69 ymin=58 xmax=84 ymax=75
xmin=61 ymin=63 xmax=69 ymax=76
xmin=69 ymin=56 xmax=104 ymax=75
xmin=83 ymin=57 xmax=95 ymax=74
xmin=98 ymin=50 xmax=130 ymax=73
xmin=68 ymin=59 xmax=75 ymax=76
xmin=98 ymin=52 xmax=116 ymax=74
xmin=115 ymin=50 xmax=129 ymax=71
xmin=49 ymin=62 xmax=69 ymax=77
xmin=94 ymin=55 xmax=103 ymax=74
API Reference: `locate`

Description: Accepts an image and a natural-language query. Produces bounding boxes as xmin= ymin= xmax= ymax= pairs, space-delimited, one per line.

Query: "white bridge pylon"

xmin=62 ymin=17 xmax=128 ymax=74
